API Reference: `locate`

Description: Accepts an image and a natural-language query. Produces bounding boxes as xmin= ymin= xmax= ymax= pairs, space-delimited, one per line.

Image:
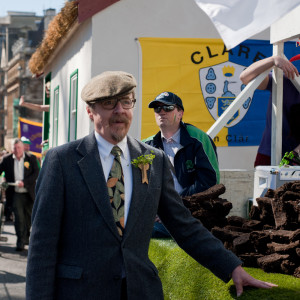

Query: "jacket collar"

xmin=76 ymin=133 xmax=152 ymax=242
xmin=76 ymin=133 xmax=122 ymax=240
xmin=12 ymin=152 xmax=25 ymax=161
xmin=152 ymin=121 xmax=194 ymax=149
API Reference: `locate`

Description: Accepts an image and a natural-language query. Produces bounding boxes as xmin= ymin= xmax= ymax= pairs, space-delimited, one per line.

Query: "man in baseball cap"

xmin=144 ymin=91 xmax=219 ymax=237
xmin=27 ymin=72 xmax=277 ymax=300
xmin=148 ymin=91 xmax=184 ymax=111
xmin=21 ymin=136 xmax=32 ymax=152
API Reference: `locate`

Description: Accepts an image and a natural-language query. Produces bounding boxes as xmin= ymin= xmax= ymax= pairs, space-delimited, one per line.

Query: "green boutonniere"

xmin=131 ymin=151 xmax=155 ymax=184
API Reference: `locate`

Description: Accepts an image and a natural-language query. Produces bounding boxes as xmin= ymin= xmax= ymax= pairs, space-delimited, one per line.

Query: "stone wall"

xmin=220 ymin=169 xmax=254 ymax=218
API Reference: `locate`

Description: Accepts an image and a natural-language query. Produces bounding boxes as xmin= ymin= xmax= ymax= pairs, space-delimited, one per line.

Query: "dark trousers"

xmin=254 ymin=152 xmax=271 ymax=167
xmin=13 ymin=192 xmax=33 ymax=248
xmin=121 ymin=278 xmax=127 ymax=300
xmin=4 ymin=195 xmax=13 ymax=221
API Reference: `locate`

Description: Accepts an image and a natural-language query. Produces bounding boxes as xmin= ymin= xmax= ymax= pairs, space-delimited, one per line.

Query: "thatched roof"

xmin=28 ymin=1 xmax=78 ymax=75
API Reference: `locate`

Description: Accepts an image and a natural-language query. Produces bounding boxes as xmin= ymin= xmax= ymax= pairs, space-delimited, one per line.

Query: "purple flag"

xmin=18 ymin=117 xmax=43 ymax=157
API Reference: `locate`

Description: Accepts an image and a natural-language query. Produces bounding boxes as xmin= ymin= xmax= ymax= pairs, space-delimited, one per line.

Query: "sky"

xmin=0 ymin=0 xmax=66 ymax=17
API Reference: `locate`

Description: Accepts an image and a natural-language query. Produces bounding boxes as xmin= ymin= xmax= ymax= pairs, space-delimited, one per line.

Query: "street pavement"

xmin=0 ymin=221 xmax=27 ymax=300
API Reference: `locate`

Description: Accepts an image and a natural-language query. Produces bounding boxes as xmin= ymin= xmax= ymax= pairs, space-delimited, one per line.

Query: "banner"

xmin=18 ymin=117 xmax=43 ymax=157
xmin=194 ymin=0 xmax=300 ymax=50
xmin=139 ymin=38 xmax=300 ymax=147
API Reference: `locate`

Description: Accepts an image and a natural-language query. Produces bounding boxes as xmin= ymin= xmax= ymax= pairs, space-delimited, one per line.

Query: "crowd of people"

xmin=4 ymin=53 xmax=298 ymax=297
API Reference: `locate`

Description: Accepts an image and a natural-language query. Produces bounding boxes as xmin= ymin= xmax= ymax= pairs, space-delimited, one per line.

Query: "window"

xmin=68 ymin=70 xmax=78 ymax=141
xmin=52 ymin=86 xmax=59 ymax=147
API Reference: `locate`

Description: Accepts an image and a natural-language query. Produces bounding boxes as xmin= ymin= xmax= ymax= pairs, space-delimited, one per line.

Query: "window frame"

xmin=68 ymin=69 xmax=78 ymax=142
xmin=52 ymin=86 xmax=59 ymax=147
xmin=43 ymin=72 xmax=51 ymax=142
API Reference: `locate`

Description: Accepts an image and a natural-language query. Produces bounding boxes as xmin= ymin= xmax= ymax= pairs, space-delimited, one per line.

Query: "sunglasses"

xmin=154 ymin=105 xmax=176 ymax=113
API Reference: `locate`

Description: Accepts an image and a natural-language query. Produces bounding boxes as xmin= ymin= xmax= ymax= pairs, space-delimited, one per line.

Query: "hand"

xmin=16 ymin=180 xmax=24 ymax=188
xmin=155 ymin=215 xmax=162 ymax=223
xmin=273 ymin=56 xmax=299 ymax=80
xmin=232 ymin=265 xmax=277 ymax=297
xmin=19 ymin=95 xmax=25 ymax=106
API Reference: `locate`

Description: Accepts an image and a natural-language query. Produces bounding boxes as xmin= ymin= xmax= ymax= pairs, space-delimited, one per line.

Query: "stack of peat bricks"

xmin=182 ymin=182 xmax=300 ymax=278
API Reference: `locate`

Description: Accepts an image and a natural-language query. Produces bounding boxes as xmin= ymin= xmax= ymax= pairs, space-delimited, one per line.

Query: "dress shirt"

xmin=161 ymin=129 xmax=183 ymax=194
xmin=95 ymin=132 xmax=133 ymax=226
xmin=13 ymin=153 xmax=28 ymax=193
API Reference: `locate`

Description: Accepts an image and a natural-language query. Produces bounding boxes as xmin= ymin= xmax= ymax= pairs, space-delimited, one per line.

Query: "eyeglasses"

xmin=96 ymin=98 xmax=136 ymax=110
xmin=154 ymin=105 xmax=176 ymax=113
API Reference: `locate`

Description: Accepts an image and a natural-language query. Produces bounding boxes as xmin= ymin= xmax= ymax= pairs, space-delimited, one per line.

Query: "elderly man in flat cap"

xmin=26 ymin=71 xmax=276 ymax=300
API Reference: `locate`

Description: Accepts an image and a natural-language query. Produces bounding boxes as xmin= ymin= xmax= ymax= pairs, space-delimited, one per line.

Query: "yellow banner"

xmin=139 ymin=37 xmax=229 ymax=145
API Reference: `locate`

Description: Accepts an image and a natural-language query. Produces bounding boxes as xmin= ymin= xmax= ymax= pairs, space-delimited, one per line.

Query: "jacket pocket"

xmin=56 ymin=264 xmax=83 ymax=279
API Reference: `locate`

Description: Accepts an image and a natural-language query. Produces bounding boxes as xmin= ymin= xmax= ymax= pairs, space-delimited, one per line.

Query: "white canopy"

xmin=202 ymin=2 xmax=300 ymax=165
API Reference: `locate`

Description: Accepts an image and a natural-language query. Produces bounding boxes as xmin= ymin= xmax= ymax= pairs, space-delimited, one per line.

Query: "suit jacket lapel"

xmin=123 ymin=136 xmax=150 ymax=241
xmin=24 ymin=153 xmax=30 ymax=178
xmin=77 ymin=133 xmax=121 ymax=240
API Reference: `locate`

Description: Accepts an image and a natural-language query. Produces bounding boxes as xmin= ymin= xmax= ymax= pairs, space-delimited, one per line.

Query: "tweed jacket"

xmin=26 ymin=132 xmax=241 ymax=300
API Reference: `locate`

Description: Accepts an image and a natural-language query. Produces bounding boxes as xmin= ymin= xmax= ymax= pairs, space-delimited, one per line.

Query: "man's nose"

xmin=113 ymin=101 xmax=126 ymax=113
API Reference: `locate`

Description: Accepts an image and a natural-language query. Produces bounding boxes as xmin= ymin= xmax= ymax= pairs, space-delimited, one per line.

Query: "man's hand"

xmin=155 ymin=215 xmax=162 ymax=223
xmin=273 ymin=56 xmax=299 ymax=80
xmin=16 ymin=180 xmax=24 ymax=188
xmin=232 ymin=265 xmax=278 ymax=297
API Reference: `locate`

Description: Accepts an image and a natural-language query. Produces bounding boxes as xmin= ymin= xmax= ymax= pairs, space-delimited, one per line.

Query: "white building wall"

xmin=45 ymin=21 xmax=93 ymax=147
xmin=90 ymin=0 xmax=269 ymax=170
xmin=45 ymin=0 xmax=270 ymax=169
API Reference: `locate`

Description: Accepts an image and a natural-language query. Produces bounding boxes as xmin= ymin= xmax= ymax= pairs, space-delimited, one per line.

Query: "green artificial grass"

xmin=149 ymin=239 xmax=300 ymax=300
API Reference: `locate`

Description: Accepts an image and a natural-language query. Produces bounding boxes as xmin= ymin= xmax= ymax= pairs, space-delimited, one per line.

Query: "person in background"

xmin=0 ymin=149 xmax=8 ymax=162
xmin=144 ymin=92 xmax=219 ymax=237
xmin=0 ymin=163 xmax=6 ymax=242
xmin=26 ymin=71 xmax=276 ymax=299
xmin=0 ymin=139 xmax=39 ymax=251
xmin=0 ymin=149 xmax=10 ymax=222
xmin=288 ymin=103 xmax=300 ymax=150
xmin=19 ymin=95 xmax=49 ymax=112
xmin=21 ymin=136 xmax=41 ymax=169
xmin=240 ymin=55 xmax=300 ymax=167
xmin=21 ymin=136 xmax=31 ymax=152
xmin=19 ymin=94 xmax=50 ymax=161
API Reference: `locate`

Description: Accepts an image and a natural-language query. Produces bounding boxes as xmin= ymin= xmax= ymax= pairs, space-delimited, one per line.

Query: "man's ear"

xmin=179 ymin=110 xmax=184 ymax=120
xmin=86 ymin=106 xmax=94 ymax=121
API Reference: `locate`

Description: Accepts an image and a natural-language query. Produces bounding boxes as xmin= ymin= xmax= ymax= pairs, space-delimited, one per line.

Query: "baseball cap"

xmin=148 ymin=92 xmax=184 ymax=111
xmin=21 ymin=136 xmax=31 ymax=145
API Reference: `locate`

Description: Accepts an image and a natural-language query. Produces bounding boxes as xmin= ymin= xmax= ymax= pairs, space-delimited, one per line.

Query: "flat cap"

xmin=81 ymin=71 xmax=137 ymax=103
